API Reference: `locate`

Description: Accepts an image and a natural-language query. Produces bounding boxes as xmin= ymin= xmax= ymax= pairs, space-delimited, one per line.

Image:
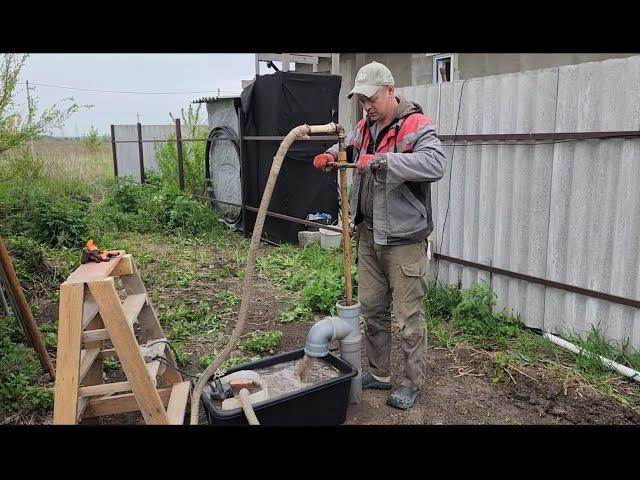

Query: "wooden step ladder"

xmin=53 ymin=250 xmax=191 ymax=425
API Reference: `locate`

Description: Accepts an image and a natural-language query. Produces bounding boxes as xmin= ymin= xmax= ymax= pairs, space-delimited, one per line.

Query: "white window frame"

xmin=432 ymin=53 xmax=455 ymax=84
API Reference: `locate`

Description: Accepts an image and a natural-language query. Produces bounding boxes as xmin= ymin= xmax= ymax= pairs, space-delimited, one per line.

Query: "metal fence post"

xmin=137 ymin=122 xmax=145 ymax=183
xmin=175 ymin=118 xmax=185 ymax=191
xmin=110 ymin=124 xmax=118 ymax=178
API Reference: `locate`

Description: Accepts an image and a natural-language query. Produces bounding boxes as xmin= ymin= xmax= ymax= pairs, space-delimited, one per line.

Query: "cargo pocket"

xmin=399 ymin=260 xmax=427 ymax=304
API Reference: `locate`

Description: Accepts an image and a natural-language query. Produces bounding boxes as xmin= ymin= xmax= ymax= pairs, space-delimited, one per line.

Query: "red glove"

xmin=313 ymin=153 xmax=336 ymax=171
xmin=356 ymin=154 xmax=376 ymax=173
xmin=357 ymin=153 xmax=387 ymax=173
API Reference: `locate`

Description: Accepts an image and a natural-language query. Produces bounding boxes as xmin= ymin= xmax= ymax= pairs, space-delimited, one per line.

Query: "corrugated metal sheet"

xmin=397 ymin=55 xmax=640 ymax=349
xmin=544 ymin=57 xmax=640 ymax=348
xmin=113 ymin=125 xmax=184 ymax=180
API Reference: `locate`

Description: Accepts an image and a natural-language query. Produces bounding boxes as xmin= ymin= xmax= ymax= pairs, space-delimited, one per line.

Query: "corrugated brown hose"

xmin=190 ymin=122 xmax=344 ymax=425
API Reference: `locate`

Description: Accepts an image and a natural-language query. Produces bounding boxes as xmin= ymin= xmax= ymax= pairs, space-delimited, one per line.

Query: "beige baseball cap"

xmin=347 ymin=61 xmax=395 ymax=99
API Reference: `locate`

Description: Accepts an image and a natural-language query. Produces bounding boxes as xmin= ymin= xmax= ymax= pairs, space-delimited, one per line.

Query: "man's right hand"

xmin=313 ymin=153 xmax=336 ymax=172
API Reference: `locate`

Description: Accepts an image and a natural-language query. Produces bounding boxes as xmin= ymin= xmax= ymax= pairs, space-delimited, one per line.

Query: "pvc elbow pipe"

xmin=304 ymin=316 xmax=353 ymax=357
xmin=302 ymin=301 xmax=362 ymax=404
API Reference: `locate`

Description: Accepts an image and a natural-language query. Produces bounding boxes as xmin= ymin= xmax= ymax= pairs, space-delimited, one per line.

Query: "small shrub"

xmin=82 ymin=126 xmax=102 ymax=153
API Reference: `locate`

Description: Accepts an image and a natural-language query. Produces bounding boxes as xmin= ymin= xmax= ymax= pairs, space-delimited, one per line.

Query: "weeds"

xmin=239 ymin=330 xmax=283 ymax=355
xmin=258 ymin=244 xmax=357 ymax=317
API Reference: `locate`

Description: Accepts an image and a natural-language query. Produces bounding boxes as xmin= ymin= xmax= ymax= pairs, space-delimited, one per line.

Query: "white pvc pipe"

xmin=543 ymin=332 xmax=640 ymax=383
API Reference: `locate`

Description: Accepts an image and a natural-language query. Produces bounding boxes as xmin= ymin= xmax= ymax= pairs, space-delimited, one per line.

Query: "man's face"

xmin=357 ymin=86 xmax=393 ymax=121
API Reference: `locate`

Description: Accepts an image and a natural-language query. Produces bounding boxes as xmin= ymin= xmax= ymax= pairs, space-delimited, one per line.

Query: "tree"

xmin=0 ymin=54 xmax=88 ymax=181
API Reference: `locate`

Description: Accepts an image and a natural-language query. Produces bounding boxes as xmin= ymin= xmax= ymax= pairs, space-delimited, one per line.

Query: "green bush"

xmin=4 ymin=236 xmax=46 ymax=285
xmin=104 ymin=179 xmax=146 ymax=213
xmin=167 ymin=194 xmax=218 ymax=235
xmin=0 ymin=334 xmax=53 ymax=414
xmin=32 ymin=195 xmax=88 ymax=248
xmin=93 ymin=179 xmax=219 ymax=237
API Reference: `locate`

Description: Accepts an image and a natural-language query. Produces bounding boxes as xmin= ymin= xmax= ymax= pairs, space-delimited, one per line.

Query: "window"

xmin=432 ymin=54 xmax=454 ymax=83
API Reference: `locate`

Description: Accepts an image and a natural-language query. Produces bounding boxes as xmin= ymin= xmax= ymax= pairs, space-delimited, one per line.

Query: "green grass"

xmin=423 ymin=280 xmax=640 ymax=408
xmin=2 ymin=136 xmax=639 ymax=419
xmin=257 ymin=243 xmax=357 ymax=319
xmin=239 ymin=329 xmax=283 ymax=355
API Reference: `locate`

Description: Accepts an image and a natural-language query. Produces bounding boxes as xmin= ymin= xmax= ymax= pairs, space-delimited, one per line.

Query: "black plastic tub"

xmin=201 ymin=348 xmax=356 ymax=425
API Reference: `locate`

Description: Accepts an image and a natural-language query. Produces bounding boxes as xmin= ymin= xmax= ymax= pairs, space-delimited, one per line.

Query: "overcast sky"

xmin=18 ymin=54 xmax=257 ymax=137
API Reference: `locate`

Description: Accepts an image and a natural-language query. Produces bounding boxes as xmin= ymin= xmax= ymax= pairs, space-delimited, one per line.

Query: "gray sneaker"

xmin=386 ymin=385 xmax=420 ymax=410
xmin=361 ymin=372 xmax=392 ymax=390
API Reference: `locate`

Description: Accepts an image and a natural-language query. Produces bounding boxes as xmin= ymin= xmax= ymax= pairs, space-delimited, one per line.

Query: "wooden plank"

xmin=79 ymin=380 xmax=132 ymax=397
xmin=99 ymin=348 xmax=117 ymax=358
xmin=166 ymin=381 xmax=191 ymax=425
xmin=121 ymin=259 xmax=181 ymax=385
xmin=82 ymin=328 xmax=110 ymax=343
xmin=53 ymin=282 xmax=85 ymax=424
xmin=79 ymin=362 xmax=163 ymax=399
xmin=120 ymin=260 xmax=163 ymax=341
xmin=122 ymin=293 xmax=146 ymax=327
xmin=111 ymin=254 xmax=133 ymax=276
xmin=84 ymin=314 xmax=105 ymax=349
xmin=88 ymin=278 xmax=169 ymax=424
xmin=81 ymin=295 xmax=144 ymax=343
xmin=79 ymin=348 xmax=100 ymax=383
xmin=77 ymin=397 xmax=89 ymax=422
xmin=65 ymin=251 xmax=126 ymax=284
xmin=119 ymin=259 xmax=146 ymax=294
xmin=99 ymin=343 xmax=163 ymax=359
xmin=83 ymin=388 xmax=172 ymax=419
xmin=82 ymin=294 xmax=99 ymax=329
xmin=158 ymin=343 xmax=183 ymax=386
xmin=80 ymin=321 xmax=104 ymax=425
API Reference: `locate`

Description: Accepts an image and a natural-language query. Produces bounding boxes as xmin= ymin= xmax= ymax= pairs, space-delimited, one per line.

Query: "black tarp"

xmin=240 ymin=71 xmax=341 ymax=244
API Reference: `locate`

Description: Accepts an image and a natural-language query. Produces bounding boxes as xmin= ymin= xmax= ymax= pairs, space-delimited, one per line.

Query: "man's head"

xmin=348 ymin=61 xmax=397 ymax=123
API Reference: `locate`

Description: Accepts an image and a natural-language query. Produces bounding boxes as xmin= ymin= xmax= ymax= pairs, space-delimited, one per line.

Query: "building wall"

xmin=410 ymin=53 xmax=638 ymax=85
xmin=297 ymin=52 xmax=638 ymax=135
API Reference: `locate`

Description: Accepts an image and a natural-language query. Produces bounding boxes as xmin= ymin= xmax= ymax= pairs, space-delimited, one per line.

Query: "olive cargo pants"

xmin=357 ymin=225 xmax=428 ymax=389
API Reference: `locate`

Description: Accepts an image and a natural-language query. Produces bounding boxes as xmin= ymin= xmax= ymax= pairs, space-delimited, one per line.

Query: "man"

xmin=313 ymin=61 xmax=446 ymax=410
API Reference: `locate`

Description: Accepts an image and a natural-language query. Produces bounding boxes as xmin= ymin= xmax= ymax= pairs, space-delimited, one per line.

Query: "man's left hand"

xmin=356 ymin=153 xmax=387 ymax=173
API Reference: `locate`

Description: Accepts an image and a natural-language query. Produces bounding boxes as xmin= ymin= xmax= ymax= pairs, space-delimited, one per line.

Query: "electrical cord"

xmin=146 ymin=339 xmax=180 ymax=360
xmin=145 ymin=339 xmax=201 ymax=380
xmin=436 ymin=79 xmax=467 ymax=284
xmin=25 ymin=81 xmax=239 ymax=95
xmin=150 ymin=355 xmax=200 ymax=380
